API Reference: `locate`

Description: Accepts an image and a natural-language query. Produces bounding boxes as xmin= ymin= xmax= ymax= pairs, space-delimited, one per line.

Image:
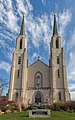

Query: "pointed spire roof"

xmin=53 ymin=12 xmax=58 ymax=36
xmin=20 ymin=14 xmax=25 ymax=35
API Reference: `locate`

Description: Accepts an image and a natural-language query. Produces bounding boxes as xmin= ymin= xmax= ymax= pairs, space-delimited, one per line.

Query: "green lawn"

xmin=0 ymin=111 xmax=75 ymax=120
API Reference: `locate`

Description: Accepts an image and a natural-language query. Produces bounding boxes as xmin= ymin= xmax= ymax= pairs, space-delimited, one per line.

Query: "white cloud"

xmin=3 ymin=47 xmax=14 ymax=61
xmin=32 ymin=53 xmax=39 ymax=59
xmin=7 ymin=10 xmax=19 ymax=32
xmin=16 ymin=0 xmax=33 ymax=16
xmin=42 ymin=0 xmax=47 ymax=5
xmin=67 ymin=51 xmax=75 ymax=81
xmin=26 ymin=9 xmax=72 ymax=50
xmin=67 ymin=29 xmax=75 ymax=50
xmin=0 ymin=0 xmax=19 ymax=34
xmin=5 ymin=0 xmax=12 ymax=9
xmin=0 ymin=0 xmax=72 ymax=61
xmin=26 ymin=13 xmax=51 ymax=49
xmin=28 ymin=52 xmax=39 ymax=65
xmin=0 ymin=39 xmax=7 ymax=48
xmin=70 ymin=91 xmax=75 ymax=100
xmin=25 ymin=0 xmax=33 ymax=11
xmin=0 ymin=61 xmax=11 ymax=73
xmin=59 ymin=10 xmax=72 ymax=36
xmin=69 ymin=84 xmax=75 ymax=91
xmin=68 ymin=82 xmax=75 ymax=100
xmin=16 ymin=0 xmax=26 ymax=16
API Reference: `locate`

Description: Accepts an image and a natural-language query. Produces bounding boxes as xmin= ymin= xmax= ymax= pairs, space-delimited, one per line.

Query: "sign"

xmin=32 ymin=111 xmax=47 ymax=115
xmin=29 ymin=109 xmax=51 ymax=118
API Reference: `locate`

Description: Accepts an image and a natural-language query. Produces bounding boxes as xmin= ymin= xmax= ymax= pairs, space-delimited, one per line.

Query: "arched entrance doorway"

xmin=32 ymin=92 xmax=44 ymax=104
xmin=35 ymin=93 xmax=41 ymax=104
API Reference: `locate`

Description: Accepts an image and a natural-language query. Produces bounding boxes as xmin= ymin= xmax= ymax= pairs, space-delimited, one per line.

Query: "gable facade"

xmin=8 ymin=13 xmax=71 ymax=104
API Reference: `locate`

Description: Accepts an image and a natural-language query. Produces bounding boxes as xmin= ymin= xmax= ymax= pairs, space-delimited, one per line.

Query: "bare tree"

xmin=0 ymin=77 xmax=8 ymax=96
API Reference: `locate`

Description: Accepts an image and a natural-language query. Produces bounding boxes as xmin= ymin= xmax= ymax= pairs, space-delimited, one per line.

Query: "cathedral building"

xmin=8 ymin=13 xmax=70 ymax=104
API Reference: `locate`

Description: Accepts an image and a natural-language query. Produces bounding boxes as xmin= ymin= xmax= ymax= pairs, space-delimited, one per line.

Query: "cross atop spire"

xmin=53 ymin=12 xmax=58 ymax=36
xmin=20 ymin=13 xmax=26 ymax=36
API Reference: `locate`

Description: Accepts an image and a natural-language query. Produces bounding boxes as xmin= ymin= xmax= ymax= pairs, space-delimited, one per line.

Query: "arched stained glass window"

xmin=35 ymin=72 xmax=42 ymax=88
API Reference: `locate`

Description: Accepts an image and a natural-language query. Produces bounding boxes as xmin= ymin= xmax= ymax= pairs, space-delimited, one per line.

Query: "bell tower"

xmin=8 ymin=14 xmax=28 ymax=101
xmin=50 ymin=13 xmax=70 ymax=103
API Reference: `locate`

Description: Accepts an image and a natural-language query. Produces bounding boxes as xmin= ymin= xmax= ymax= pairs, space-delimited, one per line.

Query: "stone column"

xmin=21 ymin=48 xmax=27 ymax=102
xmin=8 ymin=52 xmax=16 ymax=101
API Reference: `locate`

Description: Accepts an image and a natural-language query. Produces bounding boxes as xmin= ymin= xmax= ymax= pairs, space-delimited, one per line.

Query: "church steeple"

xmin=20 ymin=14 xmax=25 ymax=35
xmin=53 ymin=12 xmax=58 ymax=36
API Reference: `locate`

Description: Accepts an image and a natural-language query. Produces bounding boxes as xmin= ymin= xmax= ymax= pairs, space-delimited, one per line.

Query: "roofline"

xmin=28 ymin=59 xmax=49 ymax=68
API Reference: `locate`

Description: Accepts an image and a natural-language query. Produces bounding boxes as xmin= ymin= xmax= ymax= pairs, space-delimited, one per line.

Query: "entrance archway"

xmin=32 ymin=92 xmax=44 ymax=104
xmin=35 ymin=93 xmax=41 ymax=104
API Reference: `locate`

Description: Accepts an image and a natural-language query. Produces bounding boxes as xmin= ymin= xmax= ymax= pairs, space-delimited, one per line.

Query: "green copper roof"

xmin=53 ymin=12 xmax=58 ymax=36
xmin=20 ymin=14 xmax=25 ymax=35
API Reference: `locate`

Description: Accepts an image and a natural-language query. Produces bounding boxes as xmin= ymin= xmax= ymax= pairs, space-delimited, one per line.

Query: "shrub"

xmin=1 ymin=104 xmax=19 ymax=112
xmin=48 ymin=102 xmax=75 ymax=112
xmin=27 ymin=103 xmax=49 ymax=110
xmin=53 ymin=103 xmax=60 ymax=111
xmin=49 ymin=103 xmax=68 ymax=111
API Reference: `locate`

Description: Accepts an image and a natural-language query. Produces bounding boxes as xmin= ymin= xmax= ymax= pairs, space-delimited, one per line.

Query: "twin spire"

xmin=20 ymin=14 xmax=25 ymax=35
xmin=20 ymin=12 xmax=58 ymax=36
xmin=53 ymin=12 xmax=58 ymax=36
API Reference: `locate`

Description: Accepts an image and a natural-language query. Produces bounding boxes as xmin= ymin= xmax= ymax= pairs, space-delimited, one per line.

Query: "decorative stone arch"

xmin=34 ymin=71 xmax=43 ymax=88
xmin=32 ymin=91 xmax=44 ymax=104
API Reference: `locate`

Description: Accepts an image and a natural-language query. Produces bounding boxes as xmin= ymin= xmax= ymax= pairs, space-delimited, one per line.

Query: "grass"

xmin=0 ymin=111 xmax=75 ymax=120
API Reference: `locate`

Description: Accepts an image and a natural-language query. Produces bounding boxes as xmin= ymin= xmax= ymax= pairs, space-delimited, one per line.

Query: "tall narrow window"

xmin=56 ymin=39 xmax=59 ymax=48
xmin=20 ymin=39 xmax=22 ymax=49
xmin=18 ymin=57 xmax=21 ymax=64
xmin=57 ymin=56 xmax=59 ymax=64
xmin=59 ymin=92 xmax=61 ymax=101
xmin=17 ymin=69 xmax=20 ymax=78
xmin=37 ymin=76 xmax=40 ymax=88
xmin=57 ymin=69 xmax=60 ymax=78
xmin=16 ymin=92 xmax=18 ymax=99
